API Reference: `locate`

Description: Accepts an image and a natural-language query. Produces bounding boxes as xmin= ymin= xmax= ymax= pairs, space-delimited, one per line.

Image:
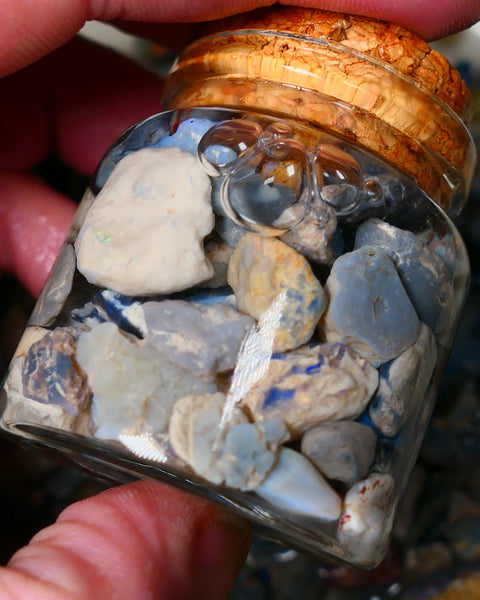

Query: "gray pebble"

xmin=369 ymin=322 xmax=437 ymax=437
xmin=320 ymin=246 xmax=420 ymax=366
xmin=301 ymin=421 xmax=377 ymax=484
xmin=354 ymin=218 xmax=454 ymax=334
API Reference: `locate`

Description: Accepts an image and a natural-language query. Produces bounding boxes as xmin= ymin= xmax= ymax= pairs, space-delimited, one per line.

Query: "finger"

xmin=285 ymin=0 xmax=480 ymax=40
xmin=0 ymin=171 xmax=76 ymax=296
xmin=0 ymin=37 xmax=164 ymax=175
xmin=1 ymin=0 xmax=479 ymax=79
xmin=3 ymin=481 xmax=251 ymax=600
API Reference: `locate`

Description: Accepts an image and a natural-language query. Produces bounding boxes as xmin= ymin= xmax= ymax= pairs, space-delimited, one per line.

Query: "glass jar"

xmin=0 ymin=8 xmax=476 ymax=568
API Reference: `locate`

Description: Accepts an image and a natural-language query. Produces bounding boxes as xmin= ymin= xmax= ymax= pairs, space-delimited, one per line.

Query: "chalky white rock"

xmin=75 ymin=147 xmax=215 ymax=295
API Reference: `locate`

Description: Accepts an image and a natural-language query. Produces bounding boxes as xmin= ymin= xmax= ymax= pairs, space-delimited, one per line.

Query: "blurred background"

xmin=1 ymin=20 xmax=480 ymax=600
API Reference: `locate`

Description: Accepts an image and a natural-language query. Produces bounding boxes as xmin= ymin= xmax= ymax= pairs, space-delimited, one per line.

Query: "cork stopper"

xmin=164 ymin=7 xmax=476 ymax=212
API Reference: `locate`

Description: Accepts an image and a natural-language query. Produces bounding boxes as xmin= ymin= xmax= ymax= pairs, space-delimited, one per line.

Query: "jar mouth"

xmin=164 ymin=29 xmax=476 ymax=214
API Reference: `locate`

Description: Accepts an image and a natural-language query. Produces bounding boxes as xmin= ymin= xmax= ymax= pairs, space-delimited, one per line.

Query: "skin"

xmin=0 ymin=2 xmax=478 ymax=598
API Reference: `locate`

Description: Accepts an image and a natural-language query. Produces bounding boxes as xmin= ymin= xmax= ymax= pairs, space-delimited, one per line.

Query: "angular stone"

xmin=337 ymin=472 xmax=395 ymax=565
xmin=169 ymin=392 xmax=247 ymax=484
xmin=243 ymin=342 xmax=378 ymax=438
xmin=75 ymin=147 xmax=214 ymax=295
xmin=355 ymin=219 xmax=455 ymax=334
xmin=228 ymin=233 xmax=326 ymax=352
xmin=21 ymin=327 xmax=90 ymax=417
xmin=76 ymin=322 xmax=215 ymax=440
xmin=143 ymin=300 xmax=254 ymax=377
xmin=29 ymin=244 xmax=76 ymax=327
xmin=301 ymin=421 xmax=377 ymax=484
xmin=320 ymin=246 xmax=420 ymax=366
xmin=369 ymin=323 xmax=437 ymax=436
xmin=3 ymin=354 xmax=91 ymax=435
xmin=255 ymin=448 xmax=342 ymax=521
xmin=280 ymin=201 xmax=339 ymax=264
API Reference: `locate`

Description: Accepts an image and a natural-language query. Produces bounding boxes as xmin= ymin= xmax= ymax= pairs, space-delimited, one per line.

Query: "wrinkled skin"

xmin=0 ymin=2 xmax=478 ymax=599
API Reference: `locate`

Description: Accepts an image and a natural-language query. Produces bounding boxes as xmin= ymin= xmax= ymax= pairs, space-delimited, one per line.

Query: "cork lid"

xmin=165 ymin=7 xmax=476 ymax=212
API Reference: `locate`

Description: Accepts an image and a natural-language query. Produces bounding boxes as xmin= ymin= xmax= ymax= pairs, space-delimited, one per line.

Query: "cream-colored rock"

xmin=227 ymin=233 xmax=326 ymax=352
xmin=75 ymin=147 xmax=215 ymax=295
xmin=169 ymin=392 xmax=247 ymax=484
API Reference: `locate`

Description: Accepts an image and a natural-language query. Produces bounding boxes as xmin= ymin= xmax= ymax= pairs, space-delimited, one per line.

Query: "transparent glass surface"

xmin=0 ymin=108 xmax=470 ymax=568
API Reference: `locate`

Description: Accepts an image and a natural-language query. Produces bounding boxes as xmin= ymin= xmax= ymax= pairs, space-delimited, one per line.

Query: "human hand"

xmin=0 ymin=2 xmax=479 ymax=599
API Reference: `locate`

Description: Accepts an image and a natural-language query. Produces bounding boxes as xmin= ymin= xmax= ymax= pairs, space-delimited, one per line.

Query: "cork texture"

xmin=165 ymin=7 xmax=475 ymax=210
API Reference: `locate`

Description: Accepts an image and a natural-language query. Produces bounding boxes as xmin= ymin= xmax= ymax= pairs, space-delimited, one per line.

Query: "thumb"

xmin=1 ymin=480 xmax=251 ymax=600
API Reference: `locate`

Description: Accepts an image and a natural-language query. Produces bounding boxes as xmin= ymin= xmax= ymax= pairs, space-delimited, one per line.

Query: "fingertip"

xmin=20 ymin=480 xmax=251 ymax=600
xmin=0 ymin=171 xmax=76 ymax=297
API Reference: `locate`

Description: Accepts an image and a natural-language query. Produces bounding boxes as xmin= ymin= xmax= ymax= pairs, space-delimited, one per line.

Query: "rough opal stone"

xmin=280 ymin=201 xmax=339 ymax=265
xmin=354 ymin=218 xmax=455 ymax=334
xmin=29 ymin=244 xmax=76 ymax=327
xmin=301 ymin=421 xmax=377 ymax=484
xmin=143 ymin=300 xmax=254 ymax=377
xmin=243 ymin=342 xmax=379 ymax=438
xmin=76 ymin=322 xmax=215 ymax=439
xmin=369 ymin=322 xmax=437 ymax=437
xmin=169 ymin=392 xmax=247 ymax=485
xmin=228 ymin=233 xmax=326 ymax=352
xmin=255 ymin=448 xmax=342 ymax=521
xmin=338 ymin=472 xmax=395 ymax=564
xmin=75 ymin=147 xmax=214 ymax=296
xmin=21 ymin=327 xmax=90 ymax=417
xmin=320 ymin=246 xmax=420 ymax=366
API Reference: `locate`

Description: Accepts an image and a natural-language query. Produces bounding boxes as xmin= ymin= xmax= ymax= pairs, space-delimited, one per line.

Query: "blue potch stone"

xmin=354 ymin=218 xmax=454 ymax=335
xmin=320 ymin=245 xmax=420 ymax=366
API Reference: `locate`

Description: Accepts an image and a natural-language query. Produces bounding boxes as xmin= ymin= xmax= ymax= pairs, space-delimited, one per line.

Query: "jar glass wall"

xmin=0 ymin=106 xmax=470 ymax=567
